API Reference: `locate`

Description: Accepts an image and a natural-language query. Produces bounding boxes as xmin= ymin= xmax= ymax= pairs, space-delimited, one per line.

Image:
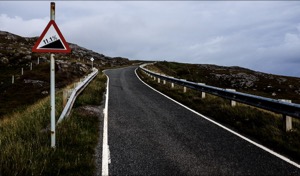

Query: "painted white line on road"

xmin=102 ymin=73 xmax=110 ymax=176
xmin=135 ymin=68 xmax=300 ymax=169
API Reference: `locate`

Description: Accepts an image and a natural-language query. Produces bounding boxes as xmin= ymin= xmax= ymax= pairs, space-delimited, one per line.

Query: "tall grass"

xmin=137 ymin=69 xmax=300 ymax=162
xmin=0 ymin=72 xmax=106 ymax=175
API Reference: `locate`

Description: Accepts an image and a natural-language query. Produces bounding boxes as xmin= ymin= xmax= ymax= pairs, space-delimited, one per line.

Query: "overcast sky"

xmin=1 ymin=1 xmax=300 ymax=77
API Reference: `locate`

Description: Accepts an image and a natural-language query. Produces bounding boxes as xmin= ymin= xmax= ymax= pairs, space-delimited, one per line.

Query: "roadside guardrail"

xmin=57 ymin=68 xmax=98 ymax=124
xmin=139 ymin=63 xmax=300 ymax=131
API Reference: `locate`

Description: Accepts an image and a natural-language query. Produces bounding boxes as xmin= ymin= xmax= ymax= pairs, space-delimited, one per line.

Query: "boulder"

xmin=0 ymin=57 xmax=9 ymax=65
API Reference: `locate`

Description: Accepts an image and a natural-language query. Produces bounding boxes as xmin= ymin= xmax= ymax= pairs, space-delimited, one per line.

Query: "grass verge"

xmin=0 ymin=72 xmax=106 ymax=175
xmin=137 ymin=68 xmax=300 ymax=163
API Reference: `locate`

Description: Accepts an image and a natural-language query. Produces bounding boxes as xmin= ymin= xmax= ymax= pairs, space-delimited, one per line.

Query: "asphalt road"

xmin=104 ymin=66 xmax=300 ymax=175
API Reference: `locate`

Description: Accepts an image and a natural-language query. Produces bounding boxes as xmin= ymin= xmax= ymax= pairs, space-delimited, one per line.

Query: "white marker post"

xmin=90 ymin=57 xmax=94 ymax=70
xmin=50 ymin=2 xmax=56 ymax=148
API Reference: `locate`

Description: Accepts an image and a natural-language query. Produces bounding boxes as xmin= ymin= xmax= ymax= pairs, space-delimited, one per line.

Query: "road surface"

xmin=104 ymin=66 xmax=300 ymax=175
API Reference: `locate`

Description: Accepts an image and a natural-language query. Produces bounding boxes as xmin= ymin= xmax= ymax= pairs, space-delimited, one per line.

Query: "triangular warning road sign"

xmin=32 ymin=20 xmax=71 ymax=53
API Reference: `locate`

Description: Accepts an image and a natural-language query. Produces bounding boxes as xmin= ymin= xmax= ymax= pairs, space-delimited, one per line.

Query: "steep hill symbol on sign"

xmin=40 ymin=39 xmax=64 ymax=49
xmin=32 ymin=20 xmax=71 ymax=53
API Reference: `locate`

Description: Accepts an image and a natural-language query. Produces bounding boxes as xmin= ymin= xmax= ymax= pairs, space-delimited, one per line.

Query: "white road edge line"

xmin=135 ymin=68 xmax=300 ymax=169
xmin=102 ymin=73 xmax=110 ymax=176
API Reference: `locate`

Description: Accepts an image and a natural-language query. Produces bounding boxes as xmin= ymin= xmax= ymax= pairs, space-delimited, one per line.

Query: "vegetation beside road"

xmin=0 ymin=72 xmax=106 ymax=175
xmin=137 ymin=63 xmax=300 ymax=163
xmin=0 ymin=62 xmax=86 ymax=118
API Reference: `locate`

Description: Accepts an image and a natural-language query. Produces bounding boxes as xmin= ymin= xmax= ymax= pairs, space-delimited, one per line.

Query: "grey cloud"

xmin=1 ymin=1 xmax=300 ymax=77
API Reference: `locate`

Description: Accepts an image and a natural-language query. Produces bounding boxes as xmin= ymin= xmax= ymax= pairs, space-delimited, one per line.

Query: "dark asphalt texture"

xmin=104 ymin=66 xmax=300 ymax=175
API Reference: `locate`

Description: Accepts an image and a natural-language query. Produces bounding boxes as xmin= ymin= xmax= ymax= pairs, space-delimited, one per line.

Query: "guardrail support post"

xmin=12 ymin=75 xmax=14 ymax=84
xmin=68 ymin=89 xmax=73 ymax=97
xmin=180 ymin=79 xmax=187 ymax=93
xmin=226 ymin=89 xmax=236 ymax=106
xmin=169 ymin=77 xmax=174 ymax=88
xmin=171 ymin=82 xmax=174 ymax=88
xmin=75 ymin=82 xmax=81 ymax=88
xmin=163 ymin=80 xmax=166 ymax=85
xmin=158 ymin=78 xmax=160 ymax=83
xmin=21 ymin=68 xmax=23 ymax=75
xmin=63 ymin=89 xmax=68 ymax=107
xmin=153 ymin=76 xmax=156 ymax=81
xmin=280 ymin=99 xmax=292 ymax=132
xmin=30 ymin=62 xmax=33 ymax=71
xmin=201 ymin=92 xmax=206 ymax=99
xmin=198 ymin=83 xmax=206 ymax=98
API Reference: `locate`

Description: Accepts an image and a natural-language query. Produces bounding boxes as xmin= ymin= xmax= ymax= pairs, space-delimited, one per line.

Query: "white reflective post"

xmin=280 ymin=99 xmax=293 ymax=132
xmin=90 ymin=57 xmax=94 ymax=70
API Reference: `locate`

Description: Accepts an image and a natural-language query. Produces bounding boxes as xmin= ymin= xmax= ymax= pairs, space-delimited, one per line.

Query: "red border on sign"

xmin=32 ymin=20 xmax=71 ymax=53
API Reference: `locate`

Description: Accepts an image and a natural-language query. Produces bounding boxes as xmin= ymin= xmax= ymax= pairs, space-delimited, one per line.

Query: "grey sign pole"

xmin=50 ymin=2 xmax=56 ymax=148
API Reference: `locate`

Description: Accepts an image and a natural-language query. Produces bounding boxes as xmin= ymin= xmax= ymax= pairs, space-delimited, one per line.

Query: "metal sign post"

xmin=50 ymin=54 xmax=55 ymax=148
xmin=50 ymin=2 xmax=56 ymax=148
xmin=32 ymin=2 xmax=71 ymax=148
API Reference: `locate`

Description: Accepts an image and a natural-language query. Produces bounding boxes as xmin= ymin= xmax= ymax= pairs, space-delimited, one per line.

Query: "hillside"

xmin=0 ymin=30 xmax=130 ymax=117
xmin=0 ymin=30 xmax=129 ymax=67
xmin=149 ymin=61 xmax=300 ymax=104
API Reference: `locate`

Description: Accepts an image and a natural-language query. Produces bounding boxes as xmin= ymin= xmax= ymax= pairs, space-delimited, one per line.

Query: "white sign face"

xmin=37 ymin=25 xmax=64 ymax=49
xmin=90 ymin=57 xmax=94 ymax=62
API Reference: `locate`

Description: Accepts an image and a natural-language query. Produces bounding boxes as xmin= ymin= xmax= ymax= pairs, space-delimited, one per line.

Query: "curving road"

xmin=104 ymin=66 xmax=300 ymax=175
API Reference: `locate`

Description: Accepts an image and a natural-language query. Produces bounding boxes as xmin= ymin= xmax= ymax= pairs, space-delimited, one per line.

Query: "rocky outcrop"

xmin=213 ymin=72 xmax=259 ymax=88
xmin=24 ymin=79 xmax=46 ymax=87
